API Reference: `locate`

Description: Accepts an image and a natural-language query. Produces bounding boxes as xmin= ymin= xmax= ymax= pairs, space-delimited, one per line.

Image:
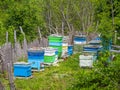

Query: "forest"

xmin=0 ymin=0 xmax=120 ymax=44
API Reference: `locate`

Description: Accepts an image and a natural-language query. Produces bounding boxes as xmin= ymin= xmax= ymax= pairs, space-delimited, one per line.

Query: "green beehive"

xmin=44 ymin=55 xmax=56 ymax=63
xmin=48 ymin=36 xmax=63 ymax=42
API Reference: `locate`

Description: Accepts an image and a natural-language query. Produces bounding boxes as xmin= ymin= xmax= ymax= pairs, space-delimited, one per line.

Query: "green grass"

xmin=14 ymin=53 xmax=82 ymax=90
xmin=13 ymin=53 xmax=92 ymax=90
xmin=2 ymin=52 xmax=119 ymax=90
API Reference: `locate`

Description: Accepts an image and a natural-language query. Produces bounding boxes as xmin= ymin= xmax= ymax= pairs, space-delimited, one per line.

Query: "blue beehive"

xmin=89 ymin=40 xmax=101 ymax=45
xmin=83 ymin=45 xmax=101 ymax=52
xmin=28 ymin=50 xmax=44 ymax=60
xmin=83 ymin=45 xmax=102 ymax=58
xmin=74 ymin=37 xmax=86 ymax=42
xmin=89 ymin=37 xmax=101 ymax=45
xmin=27 ymin=49 xmax=44 ymax=70
xmin=94 ymin=37 xmax=101 ymax=40
xmin=68 ymin=45 xmax=73 ymax=56
xmin=74 ymin=35 xmax=86 ymax=44
xmin=14 ymin=62 xmax=31 ymax=77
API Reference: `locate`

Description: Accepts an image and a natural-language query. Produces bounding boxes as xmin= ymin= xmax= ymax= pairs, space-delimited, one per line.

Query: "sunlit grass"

xmin=1 ymin=53 xmax=93 ymax=90
xmin=14 ymin=53 xmax=82 ymax=90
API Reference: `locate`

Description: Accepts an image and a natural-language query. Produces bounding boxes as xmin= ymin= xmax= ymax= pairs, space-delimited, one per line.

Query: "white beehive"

xmin=79 ymin=55 xmax=94 ymax=67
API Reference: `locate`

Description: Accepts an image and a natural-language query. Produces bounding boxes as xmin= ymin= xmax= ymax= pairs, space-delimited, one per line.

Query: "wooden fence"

xmin=0 ymin=37 xmax=48 ymax=72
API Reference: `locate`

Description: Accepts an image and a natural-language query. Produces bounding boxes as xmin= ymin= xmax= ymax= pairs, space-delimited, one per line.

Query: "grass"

xmin=1 ymin=52 xmax=120 ymax=90
xmin=0 ymin=54 xmax=120 ymax=90
xmin=15 ymin=53 xmax=81 ymax=90
xmin=1 ymin=53 xmax=92 ymax=90
xmin=15 ymin=53 xmax=92 ymax=90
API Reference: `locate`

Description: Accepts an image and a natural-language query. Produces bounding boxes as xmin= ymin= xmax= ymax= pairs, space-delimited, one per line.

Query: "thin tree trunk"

xmin=61 ymin=21 xmax=64 ymax=36
xmin=61 ymin=10 xmax=70 ymax=31
xmin=38 ymin=26 xmax=42 ymax=45
xmin=111 ymin=0 xmax=114 ymax=29
xmin=111 ymin=0 xmax=116 ymax=44
xmin=55 ymin=25 xmax=59 ymax=35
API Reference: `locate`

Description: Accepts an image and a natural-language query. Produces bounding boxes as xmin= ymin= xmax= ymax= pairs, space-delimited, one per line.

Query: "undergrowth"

xmin=1 ymin=52 xmax=120 ymax=90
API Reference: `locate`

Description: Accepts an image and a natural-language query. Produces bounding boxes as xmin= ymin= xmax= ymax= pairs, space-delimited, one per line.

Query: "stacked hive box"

xmin=48 ymin=35 xmax=63 ymax=58
xmin=84 ymin=37 xmax=102 ymax=58
xmin=80 ymin=37 xmax=101 ymax=67
xmin=14 ymin=62 xmax=31 ymax=77
xmin=79 ymin=54 xmax=96 ymax=67
xmin=68 ymin=45 xmax=73 ymax=56
xmin=62 ymin=36 xmax=69 ymax=57
xmin=27 ymin=48 xmax=44 ymax=71
xmin=44 ymin=48 xmax=57 ymax=63
xmin=62 ymin=42 xmax=68 ymax=57
xmin=83 ymin=45 xmax=101 ymax=52
xmin=83 ymin=45 xmax=102 ymax=58
xmin=73 ymin=35 xmax=86 ymax=53
xmin=89 ymin=37 xmax=101 ymax=45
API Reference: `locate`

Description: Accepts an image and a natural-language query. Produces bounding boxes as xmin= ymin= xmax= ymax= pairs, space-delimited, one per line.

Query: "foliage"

xmin=5 ymin=0 xmax=45 ymax=41
xmin=0 ymin=0 xmax=120 ymax=44
xmin=0 ymin=21 xmax=15 ymax=45
xmin=0 ymin=22 xmax=6 ymax=45
xmin=70 ymin=52 xmax=120 ymax=90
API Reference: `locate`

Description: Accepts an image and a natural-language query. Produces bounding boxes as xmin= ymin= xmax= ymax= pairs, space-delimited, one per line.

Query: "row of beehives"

xmin=13 ymin=34 xmax=102 ymax=78
xmin=13 ymin=35 xmax=73 ymax=78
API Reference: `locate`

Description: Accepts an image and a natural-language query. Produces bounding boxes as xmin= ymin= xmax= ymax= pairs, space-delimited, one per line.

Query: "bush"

xmin=70 ymin=52 xmax=120 ymax=90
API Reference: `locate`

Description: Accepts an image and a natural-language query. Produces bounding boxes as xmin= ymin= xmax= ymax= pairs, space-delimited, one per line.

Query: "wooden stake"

xmin=19 ymin=26 xmax=28 ymax=55
xmin=0 ymin=82 xmax=5 ymax=90
xmin=7 ymin=63 xmax=15 ymax=90
xmin=6 ymin=32 xmax=8 ymax=43
xmin=14 ymin=30 xmax=17 ymax=43
xmin=38 ymin=26 xmax=42 ymax=40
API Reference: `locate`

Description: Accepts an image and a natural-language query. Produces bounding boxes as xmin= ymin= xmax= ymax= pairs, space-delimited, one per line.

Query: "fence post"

xmin=6 ymin=32 xmax=8 ymax=43
xmin=38 ymin=26 xmax=43 ymax=47
xmin=114 ymin=30 xmax=117 ymax=44
xmin=0 ymin=82 xmax=5 ymax=90
xmin=14 ymin=30 xmax=17 ymax=61
xmin=7 ymin=63 xmax=15 ymax=90
xmin=0 ymin=52 xmax=4 ymax=74
xmin=19 ymin=26 xmax=28 ymax=55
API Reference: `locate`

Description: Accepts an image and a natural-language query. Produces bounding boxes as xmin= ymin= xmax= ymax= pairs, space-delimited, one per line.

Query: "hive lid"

xmin=14 ymin=62 xmax=30 ymax=65
xmin=50 ymin=34 xmax=63 ymax=37
xmin=74 ymin=35 xmax=86 ymax=37
xmin=89 ymin=40 xmax=101 ymax=44
xmin=28 ymin=47 xmax=44 ymax=51
xmin=68 ymin=45 xmax=73 ymax=46
xmin=84 ymin=45 xmax=101 ymax=48
xmin=44 ymin=47 xmax=57 ymax=51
